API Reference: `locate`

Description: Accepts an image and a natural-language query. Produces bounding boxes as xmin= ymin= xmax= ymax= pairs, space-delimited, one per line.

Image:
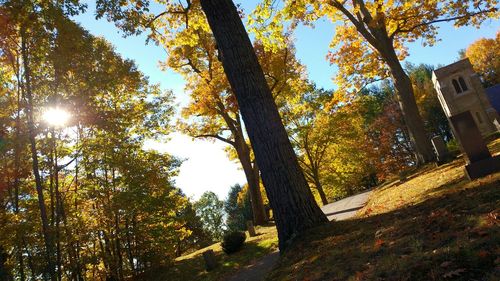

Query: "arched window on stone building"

xmin=458 ymin=76 xmax=468 ymax=91
xmin=451 ymin=76 xmax=469 ymax=94
xmin=452 ymin=79 xmax=462 ymax=94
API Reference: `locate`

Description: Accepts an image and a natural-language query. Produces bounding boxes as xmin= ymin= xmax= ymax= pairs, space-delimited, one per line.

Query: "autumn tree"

xmin=225 ymin=184 xmax=256 ymax=231
xmin=292 ymin=64 xmax=450 ymax=200
xmin=153 ymin=2 xmax=267 ymax=225
xmin=251 ymin=0 xmax=498 ymax=165
xmin=194 ymin=191 xmax=226 ymax=241
xmin=152 ymin=1 xmax=309 ymax=226
xmin=281 ymin=87 xmax=333 ymax=205
xmin=0 ymin=7 xmax=200 ymax=279
xmin=174 ymin=195 xmax=212 ymax=256
xmin=96 ymin=0 xmax=327 ymax=250
xmin=465 ymin=31 xmax=500 ymax=87
xmin=283 ymin=86 xmax=379 ymax=203
xmin=0 ymin=2 xmax=87 ymax=278
xmin=359 ymin=86 xmax=415 ymax=177
xmin=180 ymin=0 xmax=328 ymax=250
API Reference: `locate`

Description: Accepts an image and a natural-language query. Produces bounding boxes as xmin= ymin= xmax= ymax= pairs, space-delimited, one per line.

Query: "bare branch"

xmin=393 ymin=8 xmax=497 ymax=36
xmin=194 ymin=134 xmax=235 ymax=146
xmin=146 ymin=0 xmax=192 ymax=28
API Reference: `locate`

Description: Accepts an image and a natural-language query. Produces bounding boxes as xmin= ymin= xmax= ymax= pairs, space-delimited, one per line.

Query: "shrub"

xmin=446 ymin=138 xmax=460 ymax=154
xmin=221 ymin=231 xmax=246 ymax=254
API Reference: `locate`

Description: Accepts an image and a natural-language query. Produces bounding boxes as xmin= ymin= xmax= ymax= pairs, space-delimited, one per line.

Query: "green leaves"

xmin=194 ymin=191 xmax=225 ymax=241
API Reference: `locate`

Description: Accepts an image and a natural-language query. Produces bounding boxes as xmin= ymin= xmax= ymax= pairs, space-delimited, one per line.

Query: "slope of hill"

xmin=267 ymin=139 xmax=500 ymax=281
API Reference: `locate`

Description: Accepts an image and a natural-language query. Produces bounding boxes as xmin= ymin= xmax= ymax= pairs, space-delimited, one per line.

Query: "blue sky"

xmin=73 ymin=1 xmax=499 ymax=200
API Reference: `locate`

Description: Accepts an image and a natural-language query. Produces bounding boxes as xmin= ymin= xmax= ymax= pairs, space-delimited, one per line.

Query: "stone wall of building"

xmin=432 ymin=58 xmax=499 ymax=137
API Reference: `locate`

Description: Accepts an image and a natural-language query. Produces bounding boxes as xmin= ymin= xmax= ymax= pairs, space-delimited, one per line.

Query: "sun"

xmin=42 ymin=107 xmax=71 ymax=127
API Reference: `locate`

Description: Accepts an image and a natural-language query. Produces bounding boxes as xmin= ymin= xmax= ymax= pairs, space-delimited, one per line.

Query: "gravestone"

xmin=449 ymin=111 xmax=500 ymax=180
xmin=431 ymin=136 xmax=451 ymax=165
xmin=202 ymin=250 xmax=218 ymax=271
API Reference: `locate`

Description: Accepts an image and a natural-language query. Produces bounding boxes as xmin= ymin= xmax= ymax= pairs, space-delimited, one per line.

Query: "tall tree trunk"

xmin=312 ymin=173 xmax=328 ymax=206
xmin=234 ymin=135 xmax=267 ymax=225
xmin=14 ymin=73 xmax=25 ymax=281
xmin=215 ymin=102 xmax=268 ymax=225
xmin=51 ymin=129 xmax=62 ymax=281
xmin=98 ymin=230 xmax=112 ymax=279
xmin=200 ymin=0 xmax=327 ymax=250
xmin=357 ymin=16 xmax=435 ymax=165
xmin=336 ymin=2 xmax=435 ymax=165
xmin=48 ymin=137 xmax=55 ymax=226
xmin=21 ymin=25 xmax=56 ymax=281
xmin=124 ymin=218 xmax=136 ymax=274
xmin=251 ymin=161 xmax=268 ymax=219
xmin=382 ymin=48 xmax=435 ymax=164
xmin=114 ymin=214 xmax=124 ymax=281
xmin=112 ymin=169 xmax=124 ymax=280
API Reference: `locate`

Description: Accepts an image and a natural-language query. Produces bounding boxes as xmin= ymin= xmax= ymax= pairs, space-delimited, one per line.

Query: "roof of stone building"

xmin=433 ymin=58 xmax=472 ymax=79
xmin=486 ymin=84 xmax=500 ymax=113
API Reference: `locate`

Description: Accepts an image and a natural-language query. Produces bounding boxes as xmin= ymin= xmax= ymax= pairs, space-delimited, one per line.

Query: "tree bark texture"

xmin=200 ymin=0 xmax=328 ymax=250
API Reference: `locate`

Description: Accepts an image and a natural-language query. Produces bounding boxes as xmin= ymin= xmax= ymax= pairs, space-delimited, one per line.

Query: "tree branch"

xmin=194 ymin=134 xmax=235 ymax=146
xmin=329 ymin=0 xmax=379 ymax=47
xmin=146 ymin=0 xmax=192 ymax=28
xmin=392 ymin=9 xmax=497 ymax=36
xmin=56 ymin=148 xmax=82 ymax=172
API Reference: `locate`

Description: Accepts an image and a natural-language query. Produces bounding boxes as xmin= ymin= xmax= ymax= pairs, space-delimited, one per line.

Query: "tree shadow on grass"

xmin=138 ymin=235 xmax=278 ymax=281
xmin=270 ymin=176 xmax=500 ymax=281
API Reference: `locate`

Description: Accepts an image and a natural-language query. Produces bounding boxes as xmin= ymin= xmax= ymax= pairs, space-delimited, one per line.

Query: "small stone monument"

xmin=202 ymin=249 xmax=218 ymax=271
xmin=431 ymin=136 xmax=451 ymax=165
xmin=246 ymin=221 xmax=256 ymax=237
xmin=449 ymin=111 xmax=500 ymax=179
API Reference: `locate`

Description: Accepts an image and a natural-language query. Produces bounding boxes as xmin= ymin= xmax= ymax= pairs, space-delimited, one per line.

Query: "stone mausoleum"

xmin=432 ymin=58 xmax=499 ymax=137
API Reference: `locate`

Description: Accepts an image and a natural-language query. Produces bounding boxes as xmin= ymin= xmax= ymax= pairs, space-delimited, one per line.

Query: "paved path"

xmin=226 ymin=251 xmax=280 ymax=281
xmin=321 ymin=190 xmax=373 ymax=221
xmin=225 ymin=190 xmax=373 ymax=281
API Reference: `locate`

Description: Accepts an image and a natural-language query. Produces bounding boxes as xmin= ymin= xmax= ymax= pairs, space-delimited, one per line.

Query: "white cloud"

xmin=144 ymin=133 xmax=246 ymax=200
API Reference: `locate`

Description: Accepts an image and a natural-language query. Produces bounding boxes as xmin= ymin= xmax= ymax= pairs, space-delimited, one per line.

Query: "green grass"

xmin=138 ymin=224 xmax=278 ymax=281
xmin=267 ymin=139 xmax=500 ymax=281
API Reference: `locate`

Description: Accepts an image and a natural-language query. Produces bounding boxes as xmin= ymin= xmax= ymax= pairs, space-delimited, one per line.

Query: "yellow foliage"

xmin=465 ymin=31 xmax=500 ymax=86
xmin=250 ymin=0 xmax=499 ymax=94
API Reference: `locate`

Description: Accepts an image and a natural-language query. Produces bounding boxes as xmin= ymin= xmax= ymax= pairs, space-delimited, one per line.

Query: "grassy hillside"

xmin=137 ymin=224 xmax=278 ymax=281
xmin=267 ymin=139 xmax=500 ymax=281
xmin=144 ymin=139 xmax=499 ymax=281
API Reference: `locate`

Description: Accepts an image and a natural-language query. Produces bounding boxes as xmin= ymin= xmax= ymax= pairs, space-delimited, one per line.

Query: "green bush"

xmin=221 ymin=231 xmax=246 ymax=254
xmin=446 ymin=138 xmax=460 ymax=154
